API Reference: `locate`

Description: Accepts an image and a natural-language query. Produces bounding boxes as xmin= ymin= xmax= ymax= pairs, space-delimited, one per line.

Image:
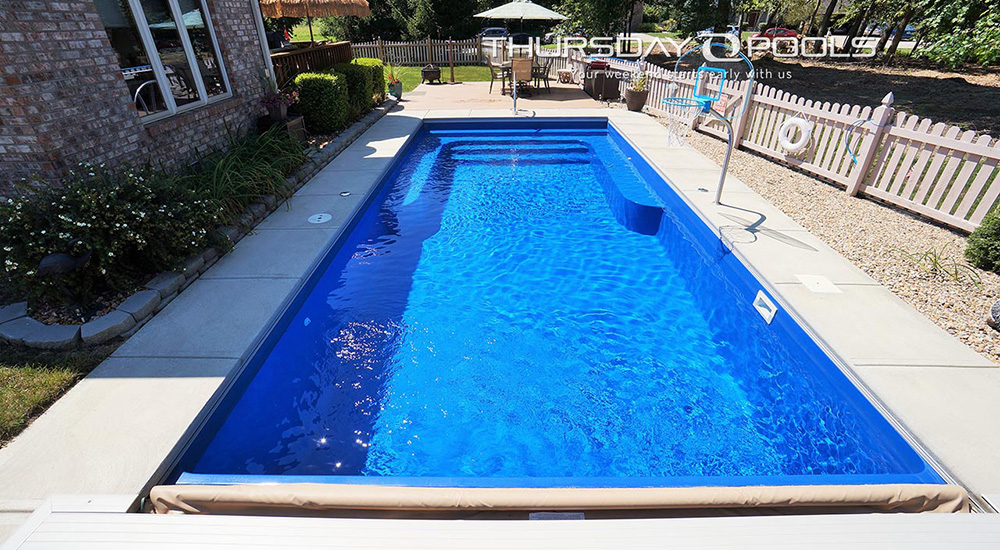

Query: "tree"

xmin=673 ymin=0 xmax=715 ymax=34
xmin=317 ymin=0 xmax=409 ymax=42
xmin=884 ymin=5 xmax=913 ymax=57
xmin=817 ymin=0 xmax=837 ymax=36
xmin=556 ymin=0 xmax=635 ymax=36
xmin=262 ymin=17 xmax=304 ymax=35
xmin=318 ymin=0 xmax=491 ymax=42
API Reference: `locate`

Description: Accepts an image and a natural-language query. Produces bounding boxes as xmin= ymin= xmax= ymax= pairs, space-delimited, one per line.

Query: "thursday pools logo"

xmin=486 ymin=34 xmax=879 ymax=60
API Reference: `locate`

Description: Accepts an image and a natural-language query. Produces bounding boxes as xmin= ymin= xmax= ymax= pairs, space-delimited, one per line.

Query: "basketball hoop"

xmin=661 ymin=93 xmax=710 ymax=147
xmin=659 ymin=44 xmax=756 ymax=204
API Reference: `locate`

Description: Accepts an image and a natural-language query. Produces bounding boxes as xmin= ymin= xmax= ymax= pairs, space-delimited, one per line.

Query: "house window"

xmin=96 ymin=0 xmax=230 ymax=120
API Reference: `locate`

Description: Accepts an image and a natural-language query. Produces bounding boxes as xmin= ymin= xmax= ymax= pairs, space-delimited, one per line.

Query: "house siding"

xmin=0 ymin=0 xmax=269 ymax=192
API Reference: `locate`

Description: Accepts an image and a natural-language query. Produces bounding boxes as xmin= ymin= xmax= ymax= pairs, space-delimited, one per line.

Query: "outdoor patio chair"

xmin=532 ymin=58 xmax=553 ymax=93
xmin=512 ymin=58 xmax=533 ymax=97
xmin=488 ymin=62 xmax=511 ymax=95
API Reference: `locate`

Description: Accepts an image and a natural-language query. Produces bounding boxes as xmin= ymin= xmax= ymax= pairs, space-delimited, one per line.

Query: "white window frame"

xmin=125 ymin=0 xmax=232 ymax=123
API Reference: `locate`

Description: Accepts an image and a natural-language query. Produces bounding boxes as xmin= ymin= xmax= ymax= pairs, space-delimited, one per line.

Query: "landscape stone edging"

xmin=0 ymin=98 xmax=399 ymax=350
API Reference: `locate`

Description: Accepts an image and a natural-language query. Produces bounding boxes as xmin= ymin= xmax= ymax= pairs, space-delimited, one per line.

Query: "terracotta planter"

xmin=624 ymin=88 xmax=649 ymax=112
xmin=389 ymin=81 xmax=403 ymax=99
xmin=267 ymin=103 xmax=288 ymax=122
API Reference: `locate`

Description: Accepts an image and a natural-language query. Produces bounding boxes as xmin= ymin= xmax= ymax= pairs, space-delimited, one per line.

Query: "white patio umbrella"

xmin=474 ymin=0 xmax=567 ymax=23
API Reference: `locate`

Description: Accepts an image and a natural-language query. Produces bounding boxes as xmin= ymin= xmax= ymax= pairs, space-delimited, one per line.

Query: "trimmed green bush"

xmin=294 ymin=71 xmax=349 ymax=134
xmin=0 ymin=164 xmax=220 ymax=304
xmin=332 ymin=63 xmax=374 ymax=120
xmin=965 ymin=209 xmax=1000 ymax=272
xmin=352 ymin=57 xmax=386 ymax=105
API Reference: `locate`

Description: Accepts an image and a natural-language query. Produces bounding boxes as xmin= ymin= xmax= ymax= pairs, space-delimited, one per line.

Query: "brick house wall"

xmin=0 ymin=0 xmax=269 ymax=192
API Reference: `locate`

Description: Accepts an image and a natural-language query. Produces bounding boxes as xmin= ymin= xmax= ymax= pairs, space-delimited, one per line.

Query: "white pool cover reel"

xmin=148 ymin=483 xmax=969 ymax=515
xmin=778 ymin=116 xmax=813 ymax=154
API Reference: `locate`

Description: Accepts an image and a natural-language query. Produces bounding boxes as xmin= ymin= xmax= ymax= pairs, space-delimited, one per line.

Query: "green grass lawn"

xmin=288 ymin=22 xmax=335 ymax=43
xmin=646 ymin=31 xmax=682 ymax=38
xmin=391 ymin=65 xmax=493 ymax=93
xmin=0 ymin=342 xmax=113 ymax=446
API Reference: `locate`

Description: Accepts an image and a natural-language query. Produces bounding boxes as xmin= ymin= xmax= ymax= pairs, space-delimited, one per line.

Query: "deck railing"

xmin=270 ymin=41 xmax=354 ymax=87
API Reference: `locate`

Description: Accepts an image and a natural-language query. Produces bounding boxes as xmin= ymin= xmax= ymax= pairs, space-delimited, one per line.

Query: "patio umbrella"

xmin=474 ymin=0 xmax=567 ymax=25
xmin=259 ymin=0 xmax=370 ymax=43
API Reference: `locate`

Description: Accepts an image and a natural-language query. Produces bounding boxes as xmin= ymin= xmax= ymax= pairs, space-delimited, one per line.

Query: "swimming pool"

xmin=172 ymin=118 xmax=943 ymax=488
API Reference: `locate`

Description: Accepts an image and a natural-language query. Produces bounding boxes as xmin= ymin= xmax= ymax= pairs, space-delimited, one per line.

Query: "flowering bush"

xmin=628 ymin=71 xmax=647 ymax=92
xmin=386 ymin=62 xmax=401 ymax=86
xmin=260 ymin=89 xmax=298 ymax=108
xmin=0 ymin=164 xmax=221 ymax=305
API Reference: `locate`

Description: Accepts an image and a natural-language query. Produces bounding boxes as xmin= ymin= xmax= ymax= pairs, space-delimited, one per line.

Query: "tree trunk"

xmin=818 ymin=0 xmax=839 ymax=36
xmin=885 ymin=7 xmax=914 ymax=58
xmin=874 ymin=20 xmax=894 ymax=57
xmin=807 ymin=0 xmax=823 ymax=35
xmin=717 ymin=0 xmax=732 ymax=33
xmin=844 ymin=2 xmax=872 ymax=57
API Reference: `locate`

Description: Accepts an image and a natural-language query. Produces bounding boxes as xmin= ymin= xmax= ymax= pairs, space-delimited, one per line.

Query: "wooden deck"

xmin=4 ymin=500 xmax=1000 ymax=549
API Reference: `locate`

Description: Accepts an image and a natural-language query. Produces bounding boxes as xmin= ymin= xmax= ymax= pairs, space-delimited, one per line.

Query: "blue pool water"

xmin=175 ymin=119 xmax=942 ymax=487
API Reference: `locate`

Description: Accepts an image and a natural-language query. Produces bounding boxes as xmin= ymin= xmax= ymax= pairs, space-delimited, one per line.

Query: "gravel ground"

xmin=667 ymin=123 xmax=1000 ymax=364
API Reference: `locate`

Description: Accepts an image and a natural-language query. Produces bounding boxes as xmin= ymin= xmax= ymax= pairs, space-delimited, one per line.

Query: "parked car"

xmin=477 ymin=27 xmax=509 ymax=38
xmin=753 ymin=27 xmax=799 ymax=39
xmin=509 ymin=32 xmax=531 ymax=45
xmin=863 ymin=23 xmax=917 ymax=40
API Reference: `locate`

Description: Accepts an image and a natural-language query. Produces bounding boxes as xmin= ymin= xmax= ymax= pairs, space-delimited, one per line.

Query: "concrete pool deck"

xmin=1 ymin=83 xmax=999 ymax=542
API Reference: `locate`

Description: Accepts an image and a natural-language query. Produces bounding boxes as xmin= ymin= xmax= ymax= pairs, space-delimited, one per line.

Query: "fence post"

xmin=426 ymin=36 xmax=433 ymax=65
xmin=377 ymin=37 xmax=385 ymax=62
xmin=730 ymin=80 xmax=756 ymax=148
xmin=448 ymin=38 xmax=455 ymax=83
xmin=845 ymin=92 xmax=894 ymax=196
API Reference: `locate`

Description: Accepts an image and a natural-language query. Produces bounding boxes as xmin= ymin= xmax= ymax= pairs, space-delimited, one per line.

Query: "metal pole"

xmin=708 ymin=108 xmax=735 ymax=205
xmin=306 ymin=1 xmax=314 ymax=44
xmin=512 ymin=75 xmax=518 ymax=114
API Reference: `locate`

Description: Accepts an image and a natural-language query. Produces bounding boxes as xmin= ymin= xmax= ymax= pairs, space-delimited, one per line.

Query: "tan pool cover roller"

xmin=150 ymin=484 xmax=968 ymax=515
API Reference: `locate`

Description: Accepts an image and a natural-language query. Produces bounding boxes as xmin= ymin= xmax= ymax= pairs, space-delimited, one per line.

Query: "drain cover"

xmin=307 ymin=213 xmax=333 ymax=224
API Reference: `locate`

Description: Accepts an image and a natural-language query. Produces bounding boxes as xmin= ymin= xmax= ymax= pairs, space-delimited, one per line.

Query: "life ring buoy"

xmin=778 ymin=117 xmax=812 ymax=153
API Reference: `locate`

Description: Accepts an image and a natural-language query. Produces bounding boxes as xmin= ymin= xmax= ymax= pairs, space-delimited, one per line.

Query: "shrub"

xmin=294 ymin=71 xmax=349 ymax=134
xmin=965 ymin=209 xmax=1000 ymax=272
xmin=0 ymin=164 xmax=220 ymax=305
xmin=332 ymin=63 xmax=374 ymax=120
xmin=637 ymin=22 xmax=658 ymax=33
xmin=352 ymin=57 xmax=386 ymax=105
xmin=919 ymin=13 xmax=1000 ymax=68
xmin=187 ymin=126 xmax=306 ymax=223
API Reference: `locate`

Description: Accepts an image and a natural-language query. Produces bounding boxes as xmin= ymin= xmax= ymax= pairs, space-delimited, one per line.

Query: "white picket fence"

xmin=351 ymin=38 xmax=580 ymax=73
xmin=603 ymin=57 xmax=1000 ymax=232
xmin=352 ymin=38 xmax=482 ymax=66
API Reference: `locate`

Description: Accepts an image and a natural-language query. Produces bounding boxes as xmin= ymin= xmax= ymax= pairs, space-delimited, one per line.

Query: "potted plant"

xmin=625 ymin=71 xmax=648 ymax=112
xmin=387 ymin=63 xmax=403 ymax=99
xmin=261 ymin=86 xmax=297 ymax=122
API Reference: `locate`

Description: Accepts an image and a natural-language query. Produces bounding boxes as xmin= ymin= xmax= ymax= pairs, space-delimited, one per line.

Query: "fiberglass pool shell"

xmin=172 ymin=118 xmax=944 ymax=488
